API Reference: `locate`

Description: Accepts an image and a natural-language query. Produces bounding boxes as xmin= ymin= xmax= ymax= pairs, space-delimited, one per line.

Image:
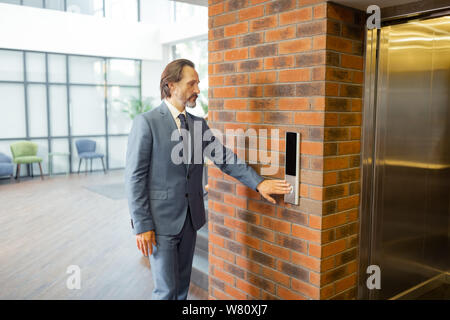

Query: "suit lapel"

xmin=159 ymin=102 xmax=187 ymax=174
xmin=159 ymin=101 xmax=178 ymax=133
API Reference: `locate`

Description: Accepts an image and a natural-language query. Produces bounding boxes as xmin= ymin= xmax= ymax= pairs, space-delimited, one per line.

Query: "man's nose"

xmin=194 ymin=84 xmax=200 ymax=94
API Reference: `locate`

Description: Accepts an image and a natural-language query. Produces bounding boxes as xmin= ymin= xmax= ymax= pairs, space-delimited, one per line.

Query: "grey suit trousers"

xmin=149 ymin=206 xmax=197 ymax=300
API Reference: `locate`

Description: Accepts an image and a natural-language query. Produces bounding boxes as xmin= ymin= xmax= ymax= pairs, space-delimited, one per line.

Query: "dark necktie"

xmin=177 ymin=113 xmax=189 ymax=165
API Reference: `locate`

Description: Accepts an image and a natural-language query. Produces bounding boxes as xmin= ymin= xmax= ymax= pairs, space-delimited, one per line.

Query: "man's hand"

xmin=256 ymin=179 xmax=292 ymax=204
xmin=136 ymin=230 xmax=156 ymax=257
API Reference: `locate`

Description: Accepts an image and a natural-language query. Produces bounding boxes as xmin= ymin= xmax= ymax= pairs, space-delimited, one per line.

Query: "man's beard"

xmin=185 ymin=94 xmax=198 ymax=108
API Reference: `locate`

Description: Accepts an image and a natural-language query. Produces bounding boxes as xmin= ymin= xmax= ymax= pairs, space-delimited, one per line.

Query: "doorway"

xmin=359 ymin=14 xmax=450 ymax=299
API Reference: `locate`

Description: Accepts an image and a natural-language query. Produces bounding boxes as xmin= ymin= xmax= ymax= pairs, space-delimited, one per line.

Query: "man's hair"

xmin=160 ymin=59 xmax=195 ymax=100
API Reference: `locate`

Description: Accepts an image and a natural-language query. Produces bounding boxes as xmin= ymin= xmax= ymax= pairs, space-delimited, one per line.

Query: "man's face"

xmin=169 ymin=66 xmax=200 ymax=109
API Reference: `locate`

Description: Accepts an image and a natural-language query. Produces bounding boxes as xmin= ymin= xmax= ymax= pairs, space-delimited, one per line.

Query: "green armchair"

xmin=10 ymin=141 xmax=44 ymax=181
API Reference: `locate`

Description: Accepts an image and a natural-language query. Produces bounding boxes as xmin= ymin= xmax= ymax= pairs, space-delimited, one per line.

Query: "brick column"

xmin=207 ymin=0 xmax=365 ymax=300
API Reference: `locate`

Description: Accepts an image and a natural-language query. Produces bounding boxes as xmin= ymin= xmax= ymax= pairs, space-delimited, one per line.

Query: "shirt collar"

xmin=165 ymin=98 xmax=186 ymax=120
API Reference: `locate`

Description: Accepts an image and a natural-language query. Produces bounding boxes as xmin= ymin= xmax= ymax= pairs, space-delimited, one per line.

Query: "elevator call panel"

xmin=284 ymin=131 xmax=300 ymax=205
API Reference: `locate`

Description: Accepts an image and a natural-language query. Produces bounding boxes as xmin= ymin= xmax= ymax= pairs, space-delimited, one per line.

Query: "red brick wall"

xmin=207 ymin=0 xmax=365 ymax=300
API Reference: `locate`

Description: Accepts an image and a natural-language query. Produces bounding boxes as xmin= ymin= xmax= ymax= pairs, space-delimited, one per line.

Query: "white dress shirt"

xmin=165 ymin=99 xmax=187 ymax=134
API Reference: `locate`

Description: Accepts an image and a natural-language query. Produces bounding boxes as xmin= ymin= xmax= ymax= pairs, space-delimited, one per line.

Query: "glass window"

xmin=45 ymin=0 xmax=65 ymax=11
xmin=23 ymin=0 xmax=43 ymax=8
xmin=26 ymin=52 xmax=46 ymax=82
xmin=0 ymin=140 xmax=18 ymax=160
xmin=108 ymin=136 xmax=127 ymax=169
xmin=0 ymin=0 xmax=21 ymax=5
xmin=72 ymin=137 xmax=106 ymax=171
xmin=49 ymin=85 xmax=68 ymax=136
xmin=106 ymin=59 xmax=139 ymax=86
xmin=107 ymin=86 xmax=138 ymax=134
xmin=0 ymin=84 xmax=26 ymax=138
xmin=27 ymin=84 xmax=48 ymax=137
xmin=69 ymin=86 xmax=105 ymax=135
xmin=0 ymin=50 xmax=23 ymax=81
xmin=171 ymin=38 xmax=208 ymax=117
xmin=104 ymin=0 xmax=137 ymax=22
xmin=69 ymin=56 xmax=104 ymax=85
xmin=172 ymin=1 xmax=207 ymax=24
xmin=140 ymin=0 xmax=171 ymax=24
xmin=29 ymin=139 xmax=49 ymax=174
xmin=48 ymin=54 xmax=66 ymax=83
xmin=66 ymin=0 xmax=103 ymax=17
xmin=50 ymin=138 xmax=70 ymax=174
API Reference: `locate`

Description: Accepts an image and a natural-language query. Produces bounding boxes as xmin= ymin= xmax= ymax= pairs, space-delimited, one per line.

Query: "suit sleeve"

xmin=125 ymin=114 xmax=154 ymax=235
xmin=202 ymin=118 xmax=264 ymax=191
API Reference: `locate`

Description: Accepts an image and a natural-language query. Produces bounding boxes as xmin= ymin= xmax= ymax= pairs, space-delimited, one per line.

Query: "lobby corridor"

xmin=0 ymin=171 xmax=207 ymax=300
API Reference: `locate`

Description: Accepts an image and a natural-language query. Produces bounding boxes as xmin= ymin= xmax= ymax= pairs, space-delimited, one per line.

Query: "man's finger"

xmin=275 ymin=186 xmax=292 ymax=192
xmin=262 ymin=193 xmax=276 ymax=204
xmin=142 ymin=241 xmax=148 ymax=257
xmin=139 ymin=240 xmax=144 ymax=256
xmin=270 ymin=187 xmax=291 ymax=194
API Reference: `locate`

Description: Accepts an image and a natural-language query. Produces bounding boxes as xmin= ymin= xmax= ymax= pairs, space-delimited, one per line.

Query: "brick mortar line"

xmin=208 ymin=70 xmax=358 ymax=78
xmin=320 ymin=220 xmax=360 ymax=235
xmin=209 ymin=82 xmax=364 ymax=88
xmin=275 ymin=282 xmax=311 ymax=299
xmin=210 ymin=80 xmax=334 ymax=87
xmin=209 ymin=107 xmax=363 ymax=117
xmin=325 ymin=272 xmax=359 ymax=297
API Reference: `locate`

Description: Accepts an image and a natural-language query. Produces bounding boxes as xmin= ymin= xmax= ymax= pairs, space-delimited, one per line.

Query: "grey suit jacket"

xmin=125 ymin=101 xmax=264 ymax=236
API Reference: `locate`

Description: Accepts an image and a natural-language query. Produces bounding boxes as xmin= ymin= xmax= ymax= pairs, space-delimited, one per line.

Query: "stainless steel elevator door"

xmin=364 ymin=16 xmax=450 ymax=299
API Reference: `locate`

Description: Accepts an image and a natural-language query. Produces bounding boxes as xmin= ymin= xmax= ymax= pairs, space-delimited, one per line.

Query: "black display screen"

xmin=285 ymin=132 xmax=297 ymax=176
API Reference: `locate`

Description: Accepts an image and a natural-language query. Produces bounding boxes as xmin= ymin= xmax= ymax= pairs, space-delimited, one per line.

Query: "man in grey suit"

xmin=125 ymin=59 xmax=291 ymax=300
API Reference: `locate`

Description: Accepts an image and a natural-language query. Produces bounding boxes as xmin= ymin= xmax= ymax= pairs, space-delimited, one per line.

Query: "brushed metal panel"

xmin=359 ymin=15 xmax=450 ymax=300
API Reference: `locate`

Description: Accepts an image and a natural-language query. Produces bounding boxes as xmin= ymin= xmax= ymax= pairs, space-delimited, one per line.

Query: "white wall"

xmin=141 ymin=59 xmax=166 ymax=102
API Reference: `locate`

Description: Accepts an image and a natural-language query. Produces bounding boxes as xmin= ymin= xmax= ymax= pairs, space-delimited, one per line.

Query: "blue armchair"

xmin=0 ymin=152 xmax=14 ymax=180
xmin=75 ymin=139 xmax=106 ymax=174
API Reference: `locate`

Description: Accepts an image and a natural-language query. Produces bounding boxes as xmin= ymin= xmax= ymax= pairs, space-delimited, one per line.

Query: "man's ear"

xmin=168 ymin=82 xmax=176 ymax=95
